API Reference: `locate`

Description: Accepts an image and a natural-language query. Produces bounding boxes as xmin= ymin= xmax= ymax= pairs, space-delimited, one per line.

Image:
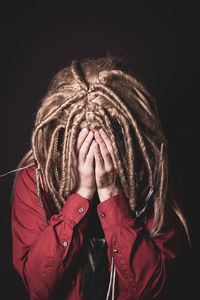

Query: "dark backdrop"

xmin=0 ymin=2 xmax=198 ymax=299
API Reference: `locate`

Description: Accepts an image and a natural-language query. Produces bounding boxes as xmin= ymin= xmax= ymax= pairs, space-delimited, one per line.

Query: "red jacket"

xmin=12 ymin=166 xmax=182 ymax=300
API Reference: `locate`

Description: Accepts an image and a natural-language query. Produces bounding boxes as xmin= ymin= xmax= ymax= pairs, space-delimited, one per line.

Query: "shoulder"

xmin=13 ymin=165 xmax=39 ymax=204
xmin=19 ymin=165 xmax=36 ymax=183
xmin=15 ymin=165 xmax=36 ymax=191
xmin=12 ymin=165 xmax=51 ymax=226
xmin=13 ymin=165 xmax=56 ymax=217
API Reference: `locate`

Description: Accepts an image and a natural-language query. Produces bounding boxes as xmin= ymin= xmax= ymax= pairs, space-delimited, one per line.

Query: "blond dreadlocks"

xmin=10 ymin=56 xmax=190 ymax=240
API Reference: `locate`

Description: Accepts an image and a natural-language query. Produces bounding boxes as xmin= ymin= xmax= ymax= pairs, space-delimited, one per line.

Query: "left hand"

xmin=93 ymin=128 xmax=121 ymax=202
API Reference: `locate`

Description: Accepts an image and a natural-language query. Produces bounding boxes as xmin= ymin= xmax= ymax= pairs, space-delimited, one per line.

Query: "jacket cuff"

xmin=61 ymin=193 xmax=90 ymax=226
xmin=97 ymin=193 xmax=133 ymax=229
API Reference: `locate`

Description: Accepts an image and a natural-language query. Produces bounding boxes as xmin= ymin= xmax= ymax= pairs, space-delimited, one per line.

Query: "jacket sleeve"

xmin=97 ymin=192 xmax=183 ymax=300
xmin=12 ymin=167 xmax=90 ymax=300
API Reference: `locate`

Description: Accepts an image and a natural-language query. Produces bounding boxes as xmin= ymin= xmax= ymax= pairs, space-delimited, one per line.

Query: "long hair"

xmin=9 ymin=56 xmax=190 ymax=240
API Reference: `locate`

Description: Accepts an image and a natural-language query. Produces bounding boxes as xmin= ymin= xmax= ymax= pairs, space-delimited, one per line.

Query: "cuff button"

xmin=78 ymin=208 xmax=84 ymax=213
xmin=100 ymin=212 xmax=105 ymax=218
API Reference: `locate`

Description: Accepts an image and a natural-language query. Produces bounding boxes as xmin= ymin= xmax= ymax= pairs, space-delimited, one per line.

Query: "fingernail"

xmin=92 ymin=140 xmax=98 ymax=147
xmin=95 ymin=131 xmax=100 ymax=137
xmin=99 ymin=128 xmax=104 ymax=134
xmin=82 ymin=128 xmax=88 ymax=134
xmin=89 ymin=131 xmax=93 ymax=137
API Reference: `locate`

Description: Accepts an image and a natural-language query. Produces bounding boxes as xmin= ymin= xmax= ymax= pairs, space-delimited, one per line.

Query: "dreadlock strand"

xmin=115 ymin=113 xmax=136 ymax=210
xmin=65 ymin=112 xmax=85 ymax=197
xmin=132 ymin=92 xmax=154 ymax=119
xmin=59 ymin=120 xmax=72 ymax=199
xmin=34 ymin=92 xmax=86 ymax=136
xmin=169 ymin=196 xmax=191 ymax=246
xmin=71 ymin=60 xmax=89 ymax=91
xmin=32 ymin=130 xmax=42 ymax=171
xmin=100 ymin=70 xmax=155 ymax=118
xmin=65 ymin=127 xmax=76 ymax=197
xmin=152 ymin=160 xmax=166 ymax=236
xmin=45 ymin=125 xmax=64 ymax=209
xmin=90 ymin=112 xmax=107 ymax=131
xmin=53 ymin=127 xmax=62 ymax=184
xmin=41 ymin=89 xmax=78 ymax=109
xmin=99 ymin=69 xmax=152 ymax=103
xmin=35 ymin=167 xmax=48 ymax=223
xmin=35 ymin=93 xmax=67 ymax=125
xmin=38 ymin=126 xmax=49 ymax=160
xmin=59 ymin=104 xmax=86 ymax=197
xmin=151 ymin=144 xmax=168 ymax=236
xmin=145 ymin=136 xmax=164 ymax=180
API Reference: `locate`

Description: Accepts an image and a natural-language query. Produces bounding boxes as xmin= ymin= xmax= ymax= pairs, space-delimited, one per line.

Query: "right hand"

xmin=75 ymin=128 xmax=96 ymax=200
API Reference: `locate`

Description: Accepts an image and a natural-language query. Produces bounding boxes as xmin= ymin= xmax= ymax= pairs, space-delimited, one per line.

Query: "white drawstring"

xmin=106 ymin=256 xmax=116 ymax=300
xmin=112 ymin=262 xmax=116 ymax=300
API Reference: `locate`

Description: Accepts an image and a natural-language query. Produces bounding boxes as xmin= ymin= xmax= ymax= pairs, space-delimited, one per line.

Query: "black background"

xmin=0 ymin=1 xmax=198 ymax=299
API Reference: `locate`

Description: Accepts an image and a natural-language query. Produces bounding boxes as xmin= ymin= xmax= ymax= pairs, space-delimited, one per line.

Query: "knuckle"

xmin=105 ymin=151 xmax=110 ymax=158
xmin=87 ymin=155 xmax=92 ymax=161
xmin=98 ymin=157 xmax=104 ymax=164
xmin=108 ymin=146 xmax=114 ymax=154
xmin=96 ymin=152 xmax=102 ymax=158
xmin=86 ymin=157 xmax=93 ymax=164
xmin=95 ymin=152 xmax=101 ymax=160
xmin=96 ymin=171 xmax=104 ymax=178
xmin=106 ymin=166 xmax=113 ymax=172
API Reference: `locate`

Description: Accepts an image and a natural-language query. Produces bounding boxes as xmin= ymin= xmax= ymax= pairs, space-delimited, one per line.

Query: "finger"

xmin=76 ymin=128 xmax=89 ymax=152
xmin=93 ymin=139 xmax=105 ymax=171
xmin=94 ymin=130 xmax=113 ymax=169
xmin=79 ymin=131 xmax=94 ymax=163
xmin=85 ymin=140 xmax=95 ymax=165
xmin=99 ymin=128 xmax=117 ymax=168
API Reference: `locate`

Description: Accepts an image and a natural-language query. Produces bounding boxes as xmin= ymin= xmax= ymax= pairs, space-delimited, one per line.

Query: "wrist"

xmin=76 ymin=187 xmax=95 ymax=200
xmin=98 ymin=186 xmax=121 ymax=202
